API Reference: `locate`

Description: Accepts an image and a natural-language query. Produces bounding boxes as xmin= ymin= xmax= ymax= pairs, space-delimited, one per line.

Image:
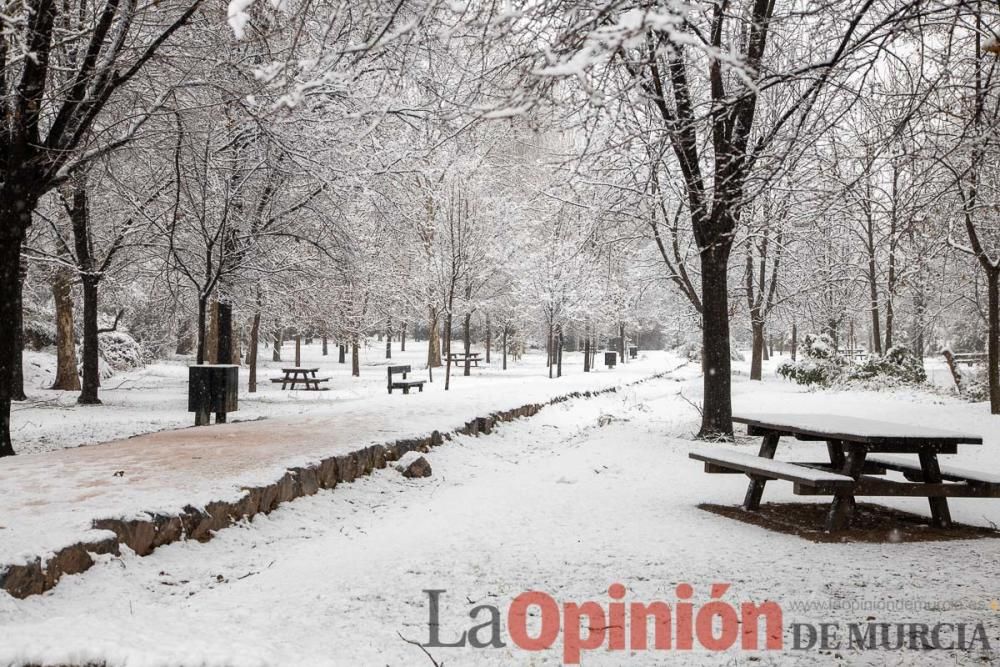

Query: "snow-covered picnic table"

xmin=271 ymin=367 xmax=330 ymax=390
xmin=690 ymin=412 xmax=993 ymax=532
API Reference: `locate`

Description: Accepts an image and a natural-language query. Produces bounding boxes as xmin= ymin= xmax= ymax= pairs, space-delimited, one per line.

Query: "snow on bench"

xmin=867 ymin=455 xmax=1000 ymax=486
xmin=689 ymin=447 xmax=856 ymax=487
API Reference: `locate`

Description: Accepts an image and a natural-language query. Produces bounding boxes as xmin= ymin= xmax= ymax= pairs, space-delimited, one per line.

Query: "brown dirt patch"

xmin=699 ymin=502 xmax=1000 ymax=543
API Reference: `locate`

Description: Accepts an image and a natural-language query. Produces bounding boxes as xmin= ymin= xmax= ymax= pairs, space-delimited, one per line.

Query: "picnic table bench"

xmin=690 ymin=413 xmax=991 ymax=532
xmin=270 ymin=367 xmax=330 ymax=390
xmin=388 ymin=365 xmax=425 ymax=394
xmin=447 ymin=352 xmax=482 ymax=368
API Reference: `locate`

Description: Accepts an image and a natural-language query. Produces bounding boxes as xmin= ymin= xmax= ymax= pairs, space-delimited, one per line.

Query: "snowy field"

xmin=1 ymin=346 xmax=999 ymax=666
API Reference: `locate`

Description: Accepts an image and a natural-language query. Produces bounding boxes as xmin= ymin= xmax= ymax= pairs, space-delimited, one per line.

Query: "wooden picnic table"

xmin=270 ymin=367 xmax=330 ymax=391
xmin=690 ymin=413 xmax=992 ymax=532
xmin=447 ymin=352 xmax=482 ymax=368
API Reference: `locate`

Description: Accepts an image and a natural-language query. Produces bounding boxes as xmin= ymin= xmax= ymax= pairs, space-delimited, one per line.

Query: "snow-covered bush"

xmin=77 ymin=331 xmax=147 ymax=379
xmin=98 ymin=331 xmax=146 ymax=372
xmin=22 ymin=301 xmax=56 ymax=350
xmin=776 ymin=333 xmax=844 ymax=387
xmin=846 ymin=345 xmax=926 ymax=386
xmin=958 ymin=366 xmax=991 ymax=403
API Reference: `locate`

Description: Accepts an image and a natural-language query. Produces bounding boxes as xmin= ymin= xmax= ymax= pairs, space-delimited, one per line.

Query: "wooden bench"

xmin=950 ymin=352 xmax=988 ymax=365
xmin=866 ymin=455 xmax=1000 ymax=488
xmin=690 ymin=448 xmax=856 ymax=488
xmin=388 ymin=365 xmax=425 ymax=394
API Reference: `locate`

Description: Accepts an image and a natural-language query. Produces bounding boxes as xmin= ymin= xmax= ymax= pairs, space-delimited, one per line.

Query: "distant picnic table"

xmin=447 ymin=352 xmax=482 ymax=368
xmin=271 ymin=367 xmax=330 ymax=391
xmin=691 ymin=413 xmax=992 ymax=532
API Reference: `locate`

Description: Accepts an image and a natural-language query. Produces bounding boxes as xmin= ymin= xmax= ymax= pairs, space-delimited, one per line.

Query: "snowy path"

xmin=0 ymin=349 xmax=680 ymax=574
xmin=1 ymin=371 xmax=999 ymax=666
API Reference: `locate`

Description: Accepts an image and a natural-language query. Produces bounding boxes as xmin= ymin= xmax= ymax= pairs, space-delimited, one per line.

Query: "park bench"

xmin=836 ymin=348 xmax=868 ymax=362
xmin=271 ymin=367 xmax=330 ymax=390
xmin=388 ymin=365 xmax=425 ymax=394
xmin=690 ymin=413 xmax=990 ymax=532
xmin=949 ymin=352 xmax=988 ymax=365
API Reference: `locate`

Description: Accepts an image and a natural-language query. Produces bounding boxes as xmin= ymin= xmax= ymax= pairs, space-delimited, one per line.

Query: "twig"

xmin=397 ymin=632 xmax=443 ymax=666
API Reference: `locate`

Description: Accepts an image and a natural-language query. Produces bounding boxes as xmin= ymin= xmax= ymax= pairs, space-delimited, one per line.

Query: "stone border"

xmin=1 ymin=365 xmax=684 ymax=598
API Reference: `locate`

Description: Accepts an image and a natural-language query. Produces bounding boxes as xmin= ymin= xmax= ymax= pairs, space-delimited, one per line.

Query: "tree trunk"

xmin=749 ymin=321 xmax=765 ymax=381
xmin=78 ymin=277 xmax=102 ymax=405
xmin=762 ymin=330 xmax=770 ymax=361
xmin=548 ymin=321 xmax=554 ymax=379
xmin=351 ymin=339 xmax=360 ymax=377
xmin=205 ymin=299 xmax=219 ymax=364
xmin=400 ymin=322 xmax=406 ymax=352
xmin=557 ymin=326 xmax=563 ymax=378
xmin=868 ymin=257 xmax=883 ymax=356
xmin=790 ymin=323 xmax=797 ymax=361
xmin=272 ymin=329 xmax=282 ymax=362
xmin=295 ymin=335 xmax=302 ymax=367
xmin=248 ymin=312 xmax=260 ymax=393
xmin=583 ymin=322 xmax=591 ymax=373
xmin=176 ymin=318 xmax=195 ymax=355
xmin=385 ymin=319 xmax=392 ymax=359
xmin=502 ymin=326 xmax=508 ymax=371
xmin=618 ymin=322 xmax=626 ymax=363
xmin=338 ymin=343 xmax=346 ymax=364
xmin=463 ymin=312 xmax=472 ymax=376
xmin=988 ymin=270 xmax=1000 ymax=415
xmin=485 ymin=313 xmax=491 ymax=364
xmin=698 ymin=246 xmax=734 ymax=439
xmin=51 ymin=268 xmax=80 ymax=391
xmin=427 ymin=307 xmax=441 ymax=367
xmin=0 ymin=222 xmax=27 ymax=457
xmin=444 ymin=313 xmax=454 ymax=390
xmin=11 ymin=258 xmax=27 ymax=402
xmin=322 ymin=336 xmax=328 ymax=356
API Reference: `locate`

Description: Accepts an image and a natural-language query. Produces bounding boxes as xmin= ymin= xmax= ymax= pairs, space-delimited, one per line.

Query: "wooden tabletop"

xmin=280 ymin=367 xmax=319 ymax=373
xmin=733 ymin=412 xmax=983 ymax=448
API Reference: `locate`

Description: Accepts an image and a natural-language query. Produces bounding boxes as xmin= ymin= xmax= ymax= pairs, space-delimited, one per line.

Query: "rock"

xmin=395 ymin=451 xmax=432 ymax=478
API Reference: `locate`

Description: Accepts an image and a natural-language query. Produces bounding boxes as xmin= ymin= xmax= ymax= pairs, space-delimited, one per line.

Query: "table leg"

xmin=743 ymin=432 xmax=780 ymax=511
xmin=826 ymin=447 xmax=867 ymax=531
xmin=827 ymin=440 xmax=845 ymax=468
xmin=919 ymin=451 xmax=952 ymax=528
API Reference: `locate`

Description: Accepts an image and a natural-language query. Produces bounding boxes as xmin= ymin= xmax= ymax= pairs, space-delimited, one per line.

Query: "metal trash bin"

xmin=189 ymin=364 xmax=239 ymax=425
xmin=629 ymin=346 xmax=638 ymax=359
xmin=604 ymin=351 xmax=617 ymax=368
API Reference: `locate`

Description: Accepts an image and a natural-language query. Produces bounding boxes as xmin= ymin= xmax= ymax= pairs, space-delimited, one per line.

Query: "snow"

xmin=1 ymin=364 xmax=999 ymax=666
xmin=733 ymin=412 xmax=983 ymax=441
xmin=689 ymin=446 xmax=855 ymax=483
xmin=2 ymin=343 xmax=682 ymax=569
xmin=394 ymin=449 xmax=425 ymax=471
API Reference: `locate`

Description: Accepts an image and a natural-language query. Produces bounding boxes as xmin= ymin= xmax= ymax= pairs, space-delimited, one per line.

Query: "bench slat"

xmin=689 ymin=448 xmax=856 ymax=487
xmin=867 ymin=455 xmax=1000 ymax=486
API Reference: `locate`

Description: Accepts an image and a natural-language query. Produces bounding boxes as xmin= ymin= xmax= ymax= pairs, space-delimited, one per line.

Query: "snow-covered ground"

xmin=0 ymin=344 xmax=681 ymax=572
xmin=17 ymin=340 xmax=565 ymax=456
xmin=2 ymin=348 xmax=999 ymax=666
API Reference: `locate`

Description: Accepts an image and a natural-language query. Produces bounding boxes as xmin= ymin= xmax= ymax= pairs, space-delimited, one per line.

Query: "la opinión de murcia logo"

xmin=422 ymin=583 xmax=782 ymax=663
xmin=419 ymin=585 xmax=992 ymax=664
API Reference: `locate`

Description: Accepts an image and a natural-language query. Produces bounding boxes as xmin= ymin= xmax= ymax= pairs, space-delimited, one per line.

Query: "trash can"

xmin=629 ymin=346 xmax=638 ymax=359
xmin=604 ymin=352 xmax=617 ymax=368
xmin=189 ymin=364 xmax=239 ymax=425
